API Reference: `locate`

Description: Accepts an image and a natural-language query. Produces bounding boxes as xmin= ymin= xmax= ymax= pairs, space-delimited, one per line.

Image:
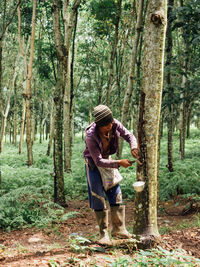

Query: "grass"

xmin=0 ymin=129 xmax=200 ymax=231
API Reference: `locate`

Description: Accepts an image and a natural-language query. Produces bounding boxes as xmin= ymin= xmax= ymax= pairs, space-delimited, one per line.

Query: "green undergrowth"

xmin=50 ymin=235 xmax=200 ymax=266
xmin=0 ymin=129 xmax=200 ymax=231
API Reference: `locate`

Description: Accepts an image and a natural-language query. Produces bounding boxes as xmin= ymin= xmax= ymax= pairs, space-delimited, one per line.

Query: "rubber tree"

xmin=0 ymin=0 xmax=20 ymax=152
xmin=0 ymin=59 xmax=17 ymax=152
xmin=166 ymin=0 xmax=175 ymax=172
xmin=106 ymin=0 xmax=122 ymax=106
xmin=52 ymin=0 xmax=81 ymax=205
xmin=117 ymin=0 xmax=144 ymax=159
xmin=133 ymin=0 xmax=167 ymax=246
xmin=17 ymin=0 xmax=37 ymax=165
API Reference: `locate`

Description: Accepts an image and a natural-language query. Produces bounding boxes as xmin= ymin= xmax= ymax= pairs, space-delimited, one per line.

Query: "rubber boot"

xmin=110 ymin=205 xmax=132 ymax=239
xmin=95 ymin=210 xmax=111 ymax=245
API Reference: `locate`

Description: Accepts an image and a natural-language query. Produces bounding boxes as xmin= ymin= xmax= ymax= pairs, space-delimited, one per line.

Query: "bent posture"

xmin=83 ymin=105 xmax=139 ymax=245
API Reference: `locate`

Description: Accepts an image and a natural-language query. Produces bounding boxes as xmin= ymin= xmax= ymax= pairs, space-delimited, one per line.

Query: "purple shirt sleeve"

xmin=115 ymin=120 xmax=138 ymax=150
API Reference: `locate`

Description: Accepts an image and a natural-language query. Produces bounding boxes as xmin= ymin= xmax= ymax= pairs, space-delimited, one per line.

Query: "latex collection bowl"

xmin=132 ymin=181 xmax=145 ymax=192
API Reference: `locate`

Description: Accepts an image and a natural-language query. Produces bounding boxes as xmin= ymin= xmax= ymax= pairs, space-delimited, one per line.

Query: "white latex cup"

xmin=132 ymin=181 xmax=145 ymax=192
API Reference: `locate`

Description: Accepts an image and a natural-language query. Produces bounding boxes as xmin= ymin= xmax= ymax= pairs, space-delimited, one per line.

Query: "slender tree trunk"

xmin=117 ymin=0 xmax=144 ymax=158
xmin=13 ymin=80 xmax=17 ymax=146
xmin=0 ymin=40 xmax=3 ymax=112
xmin=40 ymin=103 xmax=44 ymax=143
xmin=19 ymin=98 xmax=26 ymax=154
xmin=166 ymin=0 xmax=174 ymax=172
xmin=133 ymin=0 xmax=167 ymax=246
xmin=0 ymin=64 xmax=17 ymax=152
xmin=52 ymin=0 xmax=81 ymax=202
xmin=47 ymin=98 xmax=54 ymax=156
xmin=0 ymin=115 xmax=6 ymax=152
xmin=45 ymin=120 xmax=50 ymax=140
xmin=179 ymin=91 xmax=186 ymax=160
xmin=32 ymin=116 xmax=36 ymax=143
xmin=53 ymin=64 xmax=66 ymax=206
xmin=63 ymin=51 xmax=71 ymax=172
xmin=25 ymin=0 xmax=37 ymax=166
xmin=106 ymin=0 xmax=121 ymax=106
xmin=70 ymin=8 xmax=78 ymax=146
xmin=186 ymin=101 xmax=192 ymax=138
xmin=0 ymin=2 xmax=21 ymax=143
xmin=160 ymin=112 xmax=164 ymax=138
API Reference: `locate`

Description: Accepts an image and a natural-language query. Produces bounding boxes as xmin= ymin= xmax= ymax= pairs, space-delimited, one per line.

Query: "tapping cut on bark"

xmin=133 ymin=0 xmax=167 ymax=248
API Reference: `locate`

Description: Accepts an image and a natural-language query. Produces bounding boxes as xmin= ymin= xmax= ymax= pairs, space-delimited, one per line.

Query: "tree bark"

xmin=133 ymin=0 xmax=167 ymax=246
xmin=70 ymin=8 xmax=78 ymax=147
xmin=25 ymin=0 xmax=37 ymax=166
xmin=52 ymin=0 xmax=81 ymax=204
xmin=186 ymin=101 xmax=192 ymax=138
xmin=13 ymin=78 xmax=17 ymax=146
xmin=0 ymin=61 xmax=17 ymax=152
xmin=0 ymin=40 xmax=3 ymax=109
xmin=117 ymin=0 xmax=144 ymax=158
xmin=166 ymin=0 xmax=174 ymax=172
xmin=106 ymin=0 xmax=122 ymax=106
xmin=63 ymin=50 xmax=71 ymax=172
xmin=19 ymin=98 xmax=26 ymax=154
xmin=179 ymin=89 xmax=186 ymax=160
xmin=0 ymin=0 xmax=21 ymax=109
xmin=46 ymin=98 xmax=54 ymax=156
xmin=53 ymin=64 xmax=66 ymax=206
xmin=39 ymin=103 xmax=44 ymax=144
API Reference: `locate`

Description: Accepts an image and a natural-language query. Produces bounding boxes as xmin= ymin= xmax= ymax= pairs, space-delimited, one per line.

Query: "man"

xmin=83 ymin=105 xmax=139 ymax=245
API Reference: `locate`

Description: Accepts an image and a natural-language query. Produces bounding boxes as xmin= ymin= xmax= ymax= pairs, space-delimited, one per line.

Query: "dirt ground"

xmin=0 ymin=199 xmax=199 ymax=267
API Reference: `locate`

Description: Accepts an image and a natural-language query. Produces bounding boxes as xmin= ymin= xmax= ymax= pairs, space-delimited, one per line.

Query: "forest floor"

xmin=0 ymin=198 xmax=200 ymax=267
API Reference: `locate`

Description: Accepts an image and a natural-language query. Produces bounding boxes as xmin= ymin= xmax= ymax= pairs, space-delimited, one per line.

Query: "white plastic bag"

xmin=97 ymin=166 xmax=123 ymax=191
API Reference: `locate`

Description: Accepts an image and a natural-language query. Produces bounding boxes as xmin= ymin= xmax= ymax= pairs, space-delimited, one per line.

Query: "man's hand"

xmin=118 ymin=159 xmax=132 ymax=168
xmin=131 ymin=148 xmax=140 ymax=159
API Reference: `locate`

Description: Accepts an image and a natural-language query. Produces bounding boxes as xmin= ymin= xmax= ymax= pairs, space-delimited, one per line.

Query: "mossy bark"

xmin=133 ymin=0 xmax=167 ymax=246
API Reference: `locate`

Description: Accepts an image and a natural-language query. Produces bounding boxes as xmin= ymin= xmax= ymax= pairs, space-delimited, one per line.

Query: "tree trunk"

xmin=46 ymin=98 xmax=54 ymax=156
xmin=106 ymin=0 xmax=121 ymax=106
xmin=19 ymin=98 xmax=26 ymax=154
xmin=0 ymin=63 xmax=17 ymax=152
xmin=117 ymin=0 xmax=144 ymax=158
xmin=25 ymin=0 xmax=37 ymax=166
xmin=52 ymin=0 xmax=81 ymax=172
xmin=40 ymin=103 xmax=44 ymax=143
xmin=166 ymin=0 xmax=174 ymax=172
xmin=53 ymin=64 xmax=66 ymax=206
xmin=63 ymin=51 xmax=71 ymax=172
xmin=52 ymin=0 xmax=81 ymax=204
xmin=70 ymin=8 xmax=78 ymax=146
xmin=186 ymin=101 xmax=192 ymax=138
xmin=0 ymin=115 xmax=7 ymax=152
xmin=13 ymin=79 xmax=17 ymax=146
xmin=133 ymin=0 xmax=167 ymax=246
xmin=0 ymin=40 xmax=3 ymax=113
xmin=179 ymin=91 xmax=186 ymax=160
xmin=0 ymin=2 xmax=20 ymax=141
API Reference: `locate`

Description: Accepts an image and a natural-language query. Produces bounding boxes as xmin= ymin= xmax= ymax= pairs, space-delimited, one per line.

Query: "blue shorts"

xmin=85 ymin=163 xmax=122 ymax=210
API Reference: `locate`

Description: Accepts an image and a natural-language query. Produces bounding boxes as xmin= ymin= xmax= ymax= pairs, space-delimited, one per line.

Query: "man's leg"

xmin=106 ymin=185 xmax=132 ymax=239
xmin=85 ymin=164 xmax=111 ymax=245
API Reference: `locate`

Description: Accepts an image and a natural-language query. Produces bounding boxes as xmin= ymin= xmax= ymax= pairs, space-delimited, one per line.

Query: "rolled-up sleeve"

xmin=85 ymin=136 xmax=119 ymax=168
